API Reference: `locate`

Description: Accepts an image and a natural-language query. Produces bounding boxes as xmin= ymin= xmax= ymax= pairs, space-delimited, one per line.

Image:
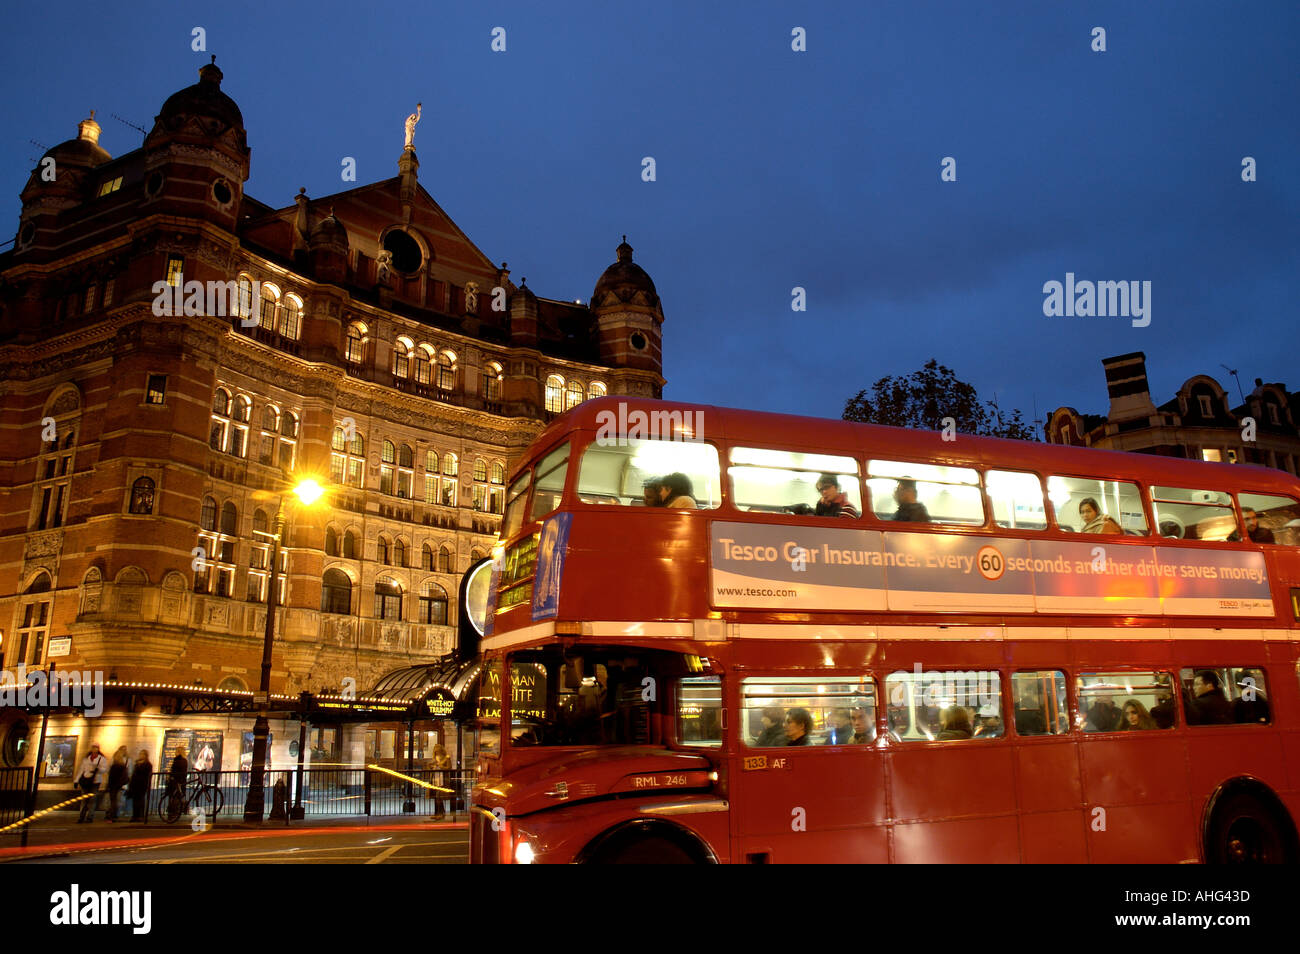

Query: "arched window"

xmin=236 ymin=275 xmax=254 ymax=323
xmin=343 ymin=530 xmax=358 ymax=560
xmin=565 ymin=380 xmax=585 ymax=410
xmin=374 ymin=577 xmax=402 ymax=620
xmin=128 ymin=477 xmax=155 ymax=514
xmin=490 ymin=461 xmax=505 ymax=484
xmin=394 ymin=539 xmax=407 ymax=568
xmin=437 ymin=545 xmax=452 ymax=573
xmin=437 ymin=351 xmax=456 ymax=391
xmin=212 ymin=388 xmax=231 ymax=416
xmin=345 ymin=321 xmax=368 ymax=364
xmin=377 ymin=536 xmax=391 ymax=565
xmin=470 ymin=548 xmax=485 ymax=563
xmin=259 ymin=283 xmax=280 ymax=330
xmin=281 ymin=412 xmax=298 ymax=439
xmin=200 ymin=496 xmax=217 ymax=531
xmin=473 ymin=458 xmax=487 ymax=482
xmin=413 ymin=345 xmax=432 ymax=385
xmin=442 ymin=453 xmax=458 ymax=477
xmin=262 ymin=405 xmax=280 ymax=432
xmin=421 ymin=543 xmax=434 ymax=571
xmin=331 ymin=426 xmax=364 ymax=487
xmin=545 ymin=375 xmax=565 ymax=414
xmin=393 ymin=337 xmax=413 ymax=378
xmin=588 ymin=381 xmax=607 ymax=399
xmin=252 ymin=508 xmax=269 ymax=537
xmin=399 ymin=444 xmax=414 ymax=468
xmin=220 ymin=502 xmax=238 ymax=536
xmin=382 ymin=440 xmax=395 ymax=463
xmin=232 ymin=395 xmax=251 ymax=423
xmin=281 ymin=294 xmax=302 ymax=340
xmin=325 ymin=527 xmax=339 ymax=556
xmin=321 ymin=568 xmax=352 ymax=615
xmin=419 ymin=581 xmax=449 ymax=625
xmin=482 ymin=362 xmax=503 ymax=402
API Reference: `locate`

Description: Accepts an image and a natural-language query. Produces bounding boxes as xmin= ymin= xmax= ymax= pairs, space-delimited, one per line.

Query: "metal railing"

xmin=0 ymin=768 xmax=32 ymax=826
xmin=138 ymin=768 xmax=476 ymax=820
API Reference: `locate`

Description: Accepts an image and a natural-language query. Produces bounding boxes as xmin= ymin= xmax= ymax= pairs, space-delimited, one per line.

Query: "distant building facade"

xmin=0 ymin=62 xmax=665 ymax=784
xmin=1046 ymin=352 xmax=1300 ymax=475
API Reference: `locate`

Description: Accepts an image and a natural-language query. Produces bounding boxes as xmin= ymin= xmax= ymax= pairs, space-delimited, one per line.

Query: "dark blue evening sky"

xmin=3 ymin=1 xmax=1296 ymax=428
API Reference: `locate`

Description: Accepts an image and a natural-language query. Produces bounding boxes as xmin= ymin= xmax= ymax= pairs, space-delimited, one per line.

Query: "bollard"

xmin=269 ymin=777 xmax=288 ymax=821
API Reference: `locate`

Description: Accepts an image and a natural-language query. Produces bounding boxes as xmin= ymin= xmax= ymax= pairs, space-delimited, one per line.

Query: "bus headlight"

xmin=514 ymin=839 xmax=536 ymax=864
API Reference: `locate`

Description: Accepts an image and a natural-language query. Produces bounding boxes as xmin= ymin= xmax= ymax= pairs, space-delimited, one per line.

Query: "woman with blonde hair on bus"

xmin=1118 ymin=699 xmax=1157 ymax=731
xmin=935 ymin=706 xmax=973 ymax=741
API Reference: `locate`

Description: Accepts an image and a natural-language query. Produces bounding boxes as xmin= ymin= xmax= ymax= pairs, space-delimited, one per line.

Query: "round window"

xmin=18 ymin=223 xmax=35 ymax=246
xmin=211 ymin=179 xmax=233 ymax=206
xmin=629 ymin=332 xmax=648 ymax=352
xmin=146 ymin=171 xmax=165 ymax=196
xmin=383 ymin=229 xmax=423 ymax=275
xmin=2 ymin=720 xmax=30 ymax=767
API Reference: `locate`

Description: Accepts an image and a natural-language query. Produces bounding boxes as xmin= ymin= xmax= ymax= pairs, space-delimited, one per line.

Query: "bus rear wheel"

xmin=587 ymin=834 xmax=698 ymax=864
xmin=1207 ymin=794 xmax=1292 ymax=864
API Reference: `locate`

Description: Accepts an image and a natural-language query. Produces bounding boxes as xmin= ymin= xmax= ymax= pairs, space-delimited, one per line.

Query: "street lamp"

xmin=243 ymin=477 xmax=325 ymax=822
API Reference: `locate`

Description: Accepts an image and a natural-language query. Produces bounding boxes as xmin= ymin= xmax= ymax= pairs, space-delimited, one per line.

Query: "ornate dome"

xmin=148 ymin=58 xmax=245 ymax=142
xmin=45 ymin=112 xmax=112 ymax=168
xmin=592 ymin=236 xmax=658 ymax=308
xmin=309 ymin=209 xmax=349 ymax=250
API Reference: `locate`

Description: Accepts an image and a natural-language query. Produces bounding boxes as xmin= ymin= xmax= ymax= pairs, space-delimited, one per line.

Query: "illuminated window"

xmin=345 ymin=321 xmax=367 ymax=363
xmin=1076 ymin=671 xmax=1175 ymax=732
xmin=413 ymin=345 xmax=432 ymax=385
xmin=437 ymin=351 xmax=456 ymax=392
xmin=419 ymin=581 xmax=449 ymax=625
xmin=986 ymin=470 xmax=1048 ymax=530
xmin=588 ymin=381 xmax=607 ymax=399
xmin=166 ymin=255 xmax=184 ymax=287
xmin=128 ymin=477 xmax=155 ymax=515
xmin=393 ymin=337 xmax=413 ymax=379
xmin=97 ymin=176 xmax=123 ymax=197
xmin=482 ymin=362 xmax=503 ymax=402
xmin=565 ymin=380 xmax=585 ymax=410
xmin=145 ymin=374 xmax=166 ymax=405
xmin=374 ymin=577 xmax=402 ymax=620
xmin=885 ymin=671 xmax=1003 ymax=742
xmin=545 ymin=375 xmax=564 ymax=414
xmin=1048 ymin=475 xmax=1147 ymax=535
xmin=259 ymin=284 xmax=280 ymax=330
xmin=280 ymin=295 xmax=302 ymax=340
xmin=867 ymin=460 xmax=983 ymax=526
xmin=330 ymin=426 xmax=364 ymax=488
xmin=741 ymin=676 xmax=875 ymax=747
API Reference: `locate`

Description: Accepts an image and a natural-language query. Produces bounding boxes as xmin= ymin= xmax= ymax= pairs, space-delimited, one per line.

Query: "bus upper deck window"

xmin=1047 ymin=476 xmax=1148 ymax=535
xmin=577 ymin=437 xmax=721 ymax=509
xmin=1150 ymin=486 xmax=1236 ymax=541
xmin=1236 ymin=492 xmax=1299 ymax=546
xmin=986 ymin=470 xmax=1048 ymax=531
xmin=529 ymin=443 xmax=570 ymax=522
xmin=866 ymin=460 xmax=983 ymax=526
xmin=501 ymin=471 xmax=532 ymax=539
xmin=728 ymin=447 xmax=861 ymax=518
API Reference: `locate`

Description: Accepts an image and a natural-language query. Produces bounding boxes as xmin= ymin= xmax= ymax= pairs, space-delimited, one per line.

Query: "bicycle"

xmin=157 ymin=771 xmax=224 ymax=824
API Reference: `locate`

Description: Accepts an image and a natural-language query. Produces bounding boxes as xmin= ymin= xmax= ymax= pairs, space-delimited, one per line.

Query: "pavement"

xmin=0 ymin=810 xmax=468 ymax=863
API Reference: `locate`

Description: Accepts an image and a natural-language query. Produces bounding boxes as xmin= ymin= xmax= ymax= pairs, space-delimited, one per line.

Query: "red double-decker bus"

xmin=467 ymin=397 xmax=1300 ymax=864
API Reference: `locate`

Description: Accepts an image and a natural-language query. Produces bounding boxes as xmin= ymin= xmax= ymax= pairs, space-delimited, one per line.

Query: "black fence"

xmin=134 ymin=768 xmax=476 ymax=822
xmin=0 ymin=768 xmax=31 ymax=826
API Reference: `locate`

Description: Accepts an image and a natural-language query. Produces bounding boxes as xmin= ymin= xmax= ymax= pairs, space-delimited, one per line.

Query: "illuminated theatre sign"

xmin=709 ymin=522 xmax=1272 ymax=616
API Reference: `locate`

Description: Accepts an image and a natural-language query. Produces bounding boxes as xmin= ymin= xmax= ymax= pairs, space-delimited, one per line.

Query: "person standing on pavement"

xmin=104 ymin=746 xmax=130 ymax=822
xmin=75 ymin=743 xmax=108 ymax=822
xmin=129 ymin=749 xmax=153 ymax=822
xmin=431 ymin=743 xmax=453 ymax=819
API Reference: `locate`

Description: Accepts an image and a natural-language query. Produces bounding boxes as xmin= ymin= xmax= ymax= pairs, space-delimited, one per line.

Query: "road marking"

xmin=365 ymin=845 xmax=403 ymax=864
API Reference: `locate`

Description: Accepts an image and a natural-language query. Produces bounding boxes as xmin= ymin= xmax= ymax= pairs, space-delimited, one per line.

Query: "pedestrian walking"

xmin=75 ymin=743 xmax=108 ymax=823
xmin=165 ymin=746 xmax=189 ymax=816
xmin=129 ymin=749 xmax=153 ymax=822
xmin=104 ymin=746 xmax=130 ymax=821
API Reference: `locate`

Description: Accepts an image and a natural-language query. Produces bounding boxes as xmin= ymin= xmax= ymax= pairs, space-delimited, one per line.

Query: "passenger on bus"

xmin=935 ymin=706 xmax=973 ymax=740
xmin=641 ymin=478 xmax=663 ymax=507
xmin=1084 ymin=694 xmax=1122 ymax=732
xmin=1079 ymin=498 xmax=1122 ymax=534
xmin=1186 ymin=670 xmax=1233 ymax=725
xmin=1013 ymin=705 xmax=1047 ymax=735
xmin=784 ymin=708 xmax=813 ymax=745
xmin=814 ymin=475 xmax=860 ymax=519
xmin=1150 ymin=693 xmax=1176 ymax=729
xmin=892 ymin=480 xmax=930 ymax=522
xmin=849 ymin=707 xmax=874 ymax=743
xmin=755 ymin=707 xmax=786 ymax=747
xmin=824 ymin=708 xmax=855 ymax=745
xmin=654 ymin=472 xmax=697 ymax=509
xmin=1243 ymin=509 xmax=1276 ymax=544
xmin=1118 ymin=699 xmax=1157 ymax=731
xmin=1232 ymin=674 xmax=1270 ymax=724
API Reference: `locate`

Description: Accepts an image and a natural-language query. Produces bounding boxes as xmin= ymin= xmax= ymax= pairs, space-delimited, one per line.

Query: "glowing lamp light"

xmin=293 ymin=479 xmax=325 ymax=506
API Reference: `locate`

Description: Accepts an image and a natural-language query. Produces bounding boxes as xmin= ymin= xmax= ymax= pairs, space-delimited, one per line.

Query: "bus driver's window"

xmin=577 ymin=437 xmax=721 ymax=509
xmin=678 ymin=677 xmax=722 ymax=746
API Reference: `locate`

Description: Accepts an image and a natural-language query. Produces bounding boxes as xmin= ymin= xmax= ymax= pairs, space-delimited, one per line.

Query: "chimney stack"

xmin=1102 ymin=352 xmax=1158 ymax=422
